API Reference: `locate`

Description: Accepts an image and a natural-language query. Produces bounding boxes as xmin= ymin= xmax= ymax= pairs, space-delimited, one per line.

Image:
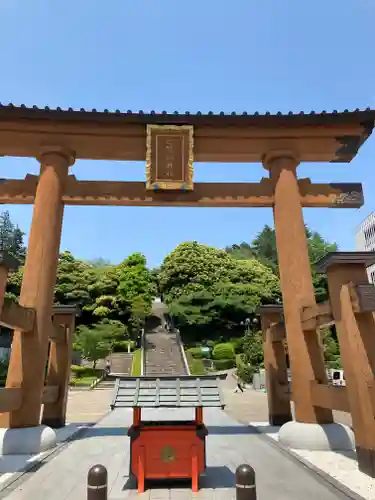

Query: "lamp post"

xmin=240 ymin=317 xmax=251 ymax=334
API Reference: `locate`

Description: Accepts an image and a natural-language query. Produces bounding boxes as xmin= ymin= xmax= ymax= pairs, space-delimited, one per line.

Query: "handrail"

xmin=174 ymin=327 xmax=190 ymax=376
xmin=140 ymin=328 xmax=146 ymax=376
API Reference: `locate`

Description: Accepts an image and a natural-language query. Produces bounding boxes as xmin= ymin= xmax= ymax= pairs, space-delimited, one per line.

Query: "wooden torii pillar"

xmin=0 ymin=147 xmax=74 ymax=428
xmin=42 ymin=305 xmax=77 ymax=428
xmin=263 ymin=152 xmax=333 ymax=425
xmin=258 ymin=304 xmax=292 ymax=426
xmin=315 ymin=252 xmax=375 ymax=476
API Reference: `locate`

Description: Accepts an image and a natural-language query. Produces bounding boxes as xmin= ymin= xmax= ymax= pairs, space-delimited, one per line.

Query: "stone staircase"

xmin=109 ymin=353 xmax=133 ymax=375
xmin=144 ymin=300 xmax=188 ymax=376
xmin=144 ymin=328 xmax=188 ymax=376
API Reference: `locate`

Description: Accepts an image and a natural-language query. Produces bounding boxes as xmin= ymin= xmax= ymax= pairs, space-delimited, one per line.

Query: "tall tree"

xmin=117 ymin=253 xmax=154 ymax=336
xmin=159 ymin=242 xmax=280 ymax=341
xmin=226 ymin=225 xmax=338 ymax=302
xmin=0 ymin=211 xmax=26 ymax=262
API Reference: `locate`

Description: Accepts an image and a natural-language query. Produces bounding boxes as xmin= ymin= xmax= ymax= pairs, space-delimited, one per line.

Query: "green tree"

xmin=160 ymin=242 xmax=280 ymax=341
xmin=117 ymin=253 xmax=154 ymax=336
xmin=54 ymin=251 xmax=97 ymax=323
xmin=73 ymin=324 xmax=112 ymax=368
xmin=225 ymin=242 xmax=254 ymax=261
xmin=0 ymin=210 xmax=26 ymax=263
xmin=242 ymin=331 xmax=264 ymax=370
xmin=250 ymin=225 xmax=278 ymax=273
xmin=227 ymin=225 xmax=338 ymax=302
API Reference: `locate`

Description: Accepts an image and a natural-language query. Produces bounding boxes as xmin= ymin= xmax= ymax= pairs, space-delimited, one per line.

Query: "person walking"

xmin=234 ymin=380 xmax=244 ymax=393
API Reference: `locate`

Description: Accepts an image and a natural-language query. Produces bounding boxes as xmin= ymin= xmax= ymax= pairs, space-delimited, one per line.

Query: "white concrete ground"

xmin=251 ymin=422 xmax=374 ymax=500
xmin=0 ymin=407 xmax=353 ymax=500
xmin=0 ymin=423 xmax=89 ymax=490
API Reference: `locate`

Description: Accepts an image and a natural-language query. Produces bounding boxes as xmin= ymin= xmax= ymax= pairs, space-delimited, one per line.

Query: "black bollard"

xmin=87 ymin=464 xmax=108 ymax=500
xmin=235 ymin=463 xmax=256 ymax=500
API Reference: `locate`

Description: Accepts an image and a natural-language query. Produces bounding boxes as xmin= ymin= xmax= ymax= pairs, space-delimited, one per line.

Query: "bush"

xmin=237 ymin=364 xmax=254 ymax=383
xmin=213 ymin=359 xmax=235 ymax=370
xmin=112 ymin=340 xmax=134 ymax=353
xmin=236 ymin=354 xmax=254 ymax=383
xmin=230 ymin=337 xmax=245 ymax=354
xmin=212 ymin=343 xmax=235 ymax=360
xmin=187 ymin=347 xmax=210 ymax=359
xmin=71 ymin=365 xmax=101 ymax=378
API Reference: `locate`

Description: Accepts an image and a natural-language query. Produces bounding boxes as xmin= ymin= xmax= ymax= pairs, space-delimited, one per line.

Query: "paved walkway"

xmin=66 ymin=381 xmax=113 ymax=424
xmin=2 ymin=406 xmax=351 ymax=500
xmin=220 ymin=370 xmax=352 ymax=427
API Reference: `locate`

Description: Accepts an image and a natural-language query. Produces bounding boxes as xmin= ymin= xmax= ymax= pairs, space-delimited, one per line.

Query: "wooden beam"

xmin=0 ymin=388 xmax=22 ymax=412
xmin=300 ymin=302 xmax=335 ymax=330
xmin=0 ymin=298 xmax=35 ymax=331
xmin=310 ymin=381 xmax=350 ymax=412
xmin=0 ymin=176 xmax=364 ymax=208
xmin=42 ymin=385 xmax=59 ymax=404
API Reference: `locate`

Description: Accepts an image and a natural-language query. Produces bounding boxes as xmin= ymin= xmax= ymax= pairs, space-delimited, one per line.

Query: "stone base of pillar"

xmin=41 ymin=417 xmax=65 ymax=429
xmin=278 ymin=421 xmax=355 ymax=451
xmin=356 ymin=446 xmax=375 ymax=477
xmin=0 ymin=425 xmax=57 ymax=455
xmin=269 ymin=413 xmax=293 ymax=426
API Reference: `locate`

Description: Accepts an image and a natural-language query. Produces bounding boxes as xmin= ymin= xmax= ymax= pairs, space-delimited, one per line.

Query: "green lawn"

xmin=186 ymin=352 xmax=206 ymax=376
xmin=70 ymin=375 xmax=97 ymax=387
xmin=131 ymin=349 xmax=142 ymax=376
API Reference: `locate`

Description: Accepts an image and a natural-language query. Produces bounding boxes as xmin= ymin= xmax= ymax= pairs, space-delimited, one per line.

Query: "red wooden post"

xmin=137 ymin=445 xmax=145 ymax=493
xmin=195 ymin=407 xmax=203 ymax=425
xmin=191 ymin=444 xmax=199 ymax=492
xmin=133 ymin=407 xmax=141 ymax=426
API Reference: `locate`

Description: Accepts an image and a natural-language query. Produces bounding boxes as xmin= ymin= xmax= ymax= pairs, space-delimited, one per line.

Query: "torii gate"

xmin=0 ymin=104 xmax=373 ymax=451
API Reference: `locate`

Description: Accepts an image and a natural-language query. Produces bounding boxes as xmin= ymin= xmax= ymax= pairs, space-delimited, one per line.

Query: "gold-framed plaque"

xmin=145 ymin=124 xmax=194 ymax=191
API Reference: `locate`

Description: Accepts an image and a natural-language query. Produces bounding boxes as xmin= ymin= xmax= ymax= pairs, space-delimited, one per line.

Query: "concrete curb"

xmin=249 ymin=424 xmax=367 ymax=500
xmin=89 ymin=372 xmax=105 ymax=390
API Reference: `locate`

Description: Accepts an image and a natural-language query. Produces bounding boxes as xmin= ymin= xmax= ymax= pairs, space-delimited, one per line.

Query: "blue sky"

xmin=0 ymin=0 xmax=375 ymax=268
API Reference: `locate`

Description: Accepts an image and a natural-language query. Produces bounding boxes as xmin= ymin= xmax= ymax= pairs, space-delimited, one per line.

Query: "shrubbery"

xmin=70 ymin=365 xmax=101 ymax=378
xmin=236 ymin=354 xmax=254 ymax=383
xmin=212 ymin=343 xmax=235 ymax=360
xmin=187 ymin=347 xmax=210 ymax=359
xmin=213 ymin=359 xmax=235 ymax=370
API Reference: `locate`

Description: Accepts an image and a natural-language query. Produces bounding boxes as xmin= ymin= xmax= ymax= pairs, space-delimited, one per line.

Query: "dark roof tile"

xmin=0 ymin=103 xmax=374 ymax=128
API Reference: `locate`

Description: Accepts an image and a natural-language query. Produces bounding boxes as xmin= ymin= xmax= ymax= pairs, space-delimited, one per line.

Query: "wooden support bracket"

xmin=0 ymin=298 xmax=35 ymax=331
xmin=310 ymin=381 xmax=350 ymax=412
xmin=49 ymin=324 xmax=66 ymax=343
xmin=300 ymin=302 xmax=335 ymax=330
xmin=270 ymin=323 xmax=286 ymax=342
xmin=42 ymin=385 xmax=59 ymax=404
xmin=349 ymin=282 xmax=375 ymax=313
xmin=0 ymin=388 xmax=22 ymax=412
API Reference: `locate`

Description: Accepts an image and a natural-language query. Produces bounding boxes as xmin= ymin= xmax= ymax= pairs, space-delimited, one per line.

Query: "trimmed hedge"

xmin=213 ymin=358 xmax=235 ymax=370
xmin=71 ymin=365 xmax=101 ymax=378
xmin=212 ymin=343 xmax=235 ymax=360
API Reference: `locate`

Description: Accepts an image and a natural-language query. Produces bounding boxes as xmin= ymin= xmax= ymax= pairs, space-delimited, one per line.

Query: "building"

xmin=356 ymin=211 xmax=375 ymax=283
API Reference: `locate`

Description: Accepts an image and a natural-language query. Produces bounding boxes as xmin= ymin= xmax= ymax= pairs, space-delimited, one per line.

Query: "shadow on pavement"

xmin=76 ymin=424 xmax=257 ymax=439
xmin=121 ymin=465 xmax=235 ymax=491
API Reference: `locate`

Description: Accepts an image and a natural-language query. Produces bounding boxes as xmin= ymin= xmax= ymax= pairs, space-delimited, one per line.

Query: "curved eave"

xmin=0 ymin=104 xmax=373 ymax=163
xmin=0 ymin=104 xmax=374 ymax=128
